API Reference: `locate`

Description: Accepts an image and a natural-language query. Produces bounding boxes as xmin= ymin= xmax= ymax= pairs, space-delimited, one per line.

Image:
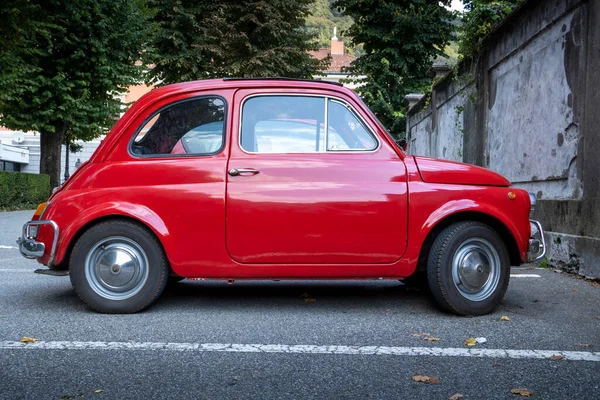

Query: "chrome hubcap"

xmin=452 ymin=238 xmax=501 ymax=302
xmin=85 ymin=236 xmax=149 ymax=300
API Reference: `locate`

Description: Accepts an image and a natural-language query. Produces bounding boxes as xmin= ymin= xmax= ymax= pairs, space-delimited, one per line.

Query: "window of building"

xmin=0 ymin=161 xmax=21 ymax=172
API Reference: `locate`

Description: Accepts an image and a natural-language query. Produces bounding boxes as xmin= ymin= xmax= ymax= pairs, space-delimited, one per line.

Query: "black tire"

xmin=69 ymin=220 xmax=169 ymax=313
xmin=427 ymin=221 xmax=510 ymax=316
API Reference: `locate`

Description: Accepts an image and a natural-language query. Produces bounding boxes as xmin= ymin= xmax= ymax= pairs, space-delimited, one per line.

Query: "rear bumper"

xmin=16 ymin=220 xmax=59 ymax=266
xmin=527 ymin=219 xmax=546 ymax=262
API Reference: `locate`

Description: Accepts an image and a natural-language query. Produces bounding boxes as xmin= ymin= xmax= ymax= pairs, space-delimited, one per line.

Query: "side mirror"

xmin=395 ymin=138 xmax=408 ymax=152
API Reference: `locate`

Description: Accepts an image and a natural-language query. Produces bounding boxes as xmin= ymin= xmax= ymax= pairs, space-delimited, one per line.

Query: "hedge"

xmin=0 ymin=171 xmax=51 ymax=210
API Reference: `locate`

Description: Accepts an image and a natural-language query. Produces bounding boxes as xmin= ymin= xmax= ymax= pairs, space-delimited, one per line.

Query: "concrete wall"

xmin=406 ymin=0 xmax=600 ymax=279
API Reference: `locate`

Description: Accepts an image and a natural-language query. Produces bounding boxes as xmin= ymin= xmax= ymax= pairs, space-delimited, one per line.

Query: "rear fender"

xmin=48 ymin=201 xmax=171 ymax=267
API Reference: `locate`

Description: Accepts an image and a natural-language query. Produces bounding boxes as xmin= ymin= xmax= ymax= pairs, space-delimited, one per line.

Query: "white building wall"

xmin=0 ymin=130 xmax=103 ymax=180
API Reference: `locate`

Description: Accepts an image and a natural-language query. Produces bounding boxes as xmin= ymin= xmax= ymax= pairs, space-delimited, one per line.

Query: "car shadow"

xmin=151 ymin=279 xmax=439 ymax=314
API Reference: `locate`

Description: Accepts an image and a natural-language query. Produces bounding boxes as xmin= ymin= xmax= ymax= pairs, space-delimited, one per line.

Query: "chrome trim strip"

xmin=527 ymin=219 xmax=546 ymax=262
xmin=324 ymin=97 xmax=329 ymax=152
xmin=19 ymin=220 xmax=59 ymax=267
xmin=237 ymin=93 xmax=382 ymax=155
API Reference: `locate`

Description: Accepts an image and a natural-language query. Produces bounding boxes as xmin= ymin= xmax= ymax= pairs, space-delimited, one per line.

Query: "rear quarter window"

xmin=130 ymin=96 xmax=226 ymax=157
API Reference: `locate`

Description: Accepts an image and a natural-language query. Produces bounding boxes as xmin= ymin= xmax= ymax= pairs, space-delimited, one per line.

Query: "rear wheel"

xmin=427 ymin=221 xmax=510 ymax=316
xmin=69 ymin=220 xmax=169 ymax=313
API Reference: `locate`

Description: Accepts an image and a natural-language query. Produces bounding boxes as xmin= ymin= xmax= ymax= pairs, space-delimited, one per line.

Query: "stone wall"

xmin=406 ymin=0 xmax=600 ymax=278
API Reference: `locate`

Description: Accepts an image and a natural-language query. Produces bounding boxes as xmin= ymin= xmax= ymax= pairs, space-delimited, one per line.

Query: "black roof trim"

xmin=222 ymin=77 xmax=343 ymax=87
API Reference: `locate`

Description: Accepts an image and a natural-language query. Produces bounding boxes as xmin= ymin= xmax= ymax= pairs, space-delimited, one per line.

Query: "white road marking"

xmin=0 ymin=245 xmax=17 ymax=250
xmin=510 ymin=274 xmax=541 ymax=278
xmin=1 ymin=341 xmax=598 ymax=362
xmin=0 ymin=269 xmax=31 ymax=272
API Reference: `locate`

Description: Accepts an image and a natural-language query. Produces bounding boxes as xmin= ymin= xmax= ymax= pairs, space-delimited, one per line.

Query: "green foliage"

xmin=0 ymin=0 xmax=150 ymax=187
xmin=146 ymin=0 xmax=327 ymax=85
xmin=334 ymin=0 xmax=455 ymax=135
xmin=458 ymin=0 xmax=522 ymax=60
xmin=305 ymin=0 xmax=362 ymax=56
xmin=539 ymin=257 xmax=551 ymax=269
xmin=0 ymin=171 xmax=50 ymax=210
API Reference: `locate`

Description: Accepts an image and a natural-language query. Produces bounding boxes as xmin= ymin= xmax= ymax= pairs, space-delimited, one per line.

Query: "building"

xmin=308 ymin=27 xmax=361 ymax=89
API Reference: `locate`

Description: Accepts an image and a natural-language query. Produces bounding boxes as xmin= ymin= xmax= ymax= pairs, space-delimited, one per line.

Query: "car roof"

xmin=146 ymin=78 xmax=353 ymax=99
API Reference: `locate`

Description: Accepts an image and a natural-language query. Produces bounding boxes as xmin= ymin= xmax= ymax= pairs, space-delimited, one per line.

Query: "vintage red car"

xmin=17 ymin=78 xmax=545 ymax=315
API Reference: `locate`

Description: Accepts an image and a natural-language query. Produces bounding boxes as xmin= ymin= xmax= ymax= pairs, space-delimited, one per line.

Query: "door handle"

xmin=228 ymin=168 xmax=260 ymax=176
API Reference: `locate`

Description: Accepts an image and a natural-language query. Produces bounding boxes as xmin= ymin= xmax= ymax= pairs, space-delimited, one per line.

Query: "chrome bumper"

xmin=527 ymin=219 xmax=546 ymax=262
xmin=16 ymin=220 xmax=59 ymax=266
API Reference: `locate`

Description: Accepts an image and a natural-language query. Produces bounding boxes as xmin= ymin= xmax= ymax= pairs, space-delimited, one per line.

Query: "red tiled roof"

xmin=308 ymin=49 xmax=356 ymax=73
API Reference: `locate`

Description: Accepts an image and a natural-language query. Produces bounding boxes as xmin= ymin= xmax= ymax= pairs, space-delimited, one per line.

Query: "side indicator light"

xmin=507 ymin=192 xmax=516 ymax=200
xmin=33 ymin=202 xmax=48 ymax=217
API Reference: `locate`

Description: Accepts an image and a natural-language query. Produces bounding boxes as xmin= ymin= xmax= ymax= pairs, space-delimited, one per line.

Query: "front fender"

xmin=401 ymin=182 xmax=531 ymax=273
xmin=422 ymin=198 xmax=529 ymax=259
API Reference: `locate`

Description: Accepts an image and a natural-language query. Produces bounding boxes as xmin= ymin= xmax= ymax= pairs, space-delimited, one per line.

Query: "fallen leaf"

xmin=449 ymin=394 xmax=464 ymax=400
xmin=510 ymin=388 xmax=534 ymax=397
xmin=95 ymin=389 xmax=104 ymax=393
xmin=428 ymin=376 xmax=441 ymax=384
xmin=424 ymin=337 xmax=440 ymax=342
xmin=464 ymin=337 xmax=477 ymax=347
xmin=576 ymin=343 xmax=592 ymax=348
xmin=299 ymin=292 xmax=310 ymax=298
xmin=500 ymin=316 xmax=511 ymax=321
xmin=20 ymin=337 xmax=38 ymax=343
xmin=411 ymin=375 xmax=440 ymax=384
xmin=304 ymin=298 xmax=316 ymax=303
xmin=548 ymin=355 xmax=564 ymax=361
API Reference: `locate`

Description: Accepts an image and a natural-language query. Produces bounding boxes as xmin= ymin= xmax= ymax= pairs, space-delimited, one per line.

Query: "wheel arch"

xmin=415 ymin=211 xmax=522 ymax=273
xmin=54 ymin=214 xmax=171 ymax=272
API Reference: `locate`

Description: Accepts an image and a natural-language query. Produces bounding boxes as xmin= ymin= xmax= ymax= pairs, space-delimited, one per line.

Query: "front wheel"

xmin=427 ymin=221 xmax=510 ymax=316
xmin=70 ymin=220 xmax=169 ymax=313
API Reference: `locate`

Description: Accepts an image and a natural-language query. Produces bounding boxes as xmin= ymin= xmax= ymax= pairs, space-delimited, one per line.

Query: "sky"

xmin=450 ymin=0 xmax=465 ymax=12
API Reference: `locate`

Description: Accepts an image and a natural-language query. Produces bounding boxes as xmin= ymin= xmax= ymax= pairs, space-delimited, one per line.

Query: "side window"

xmin=240 ymin=95 xmax=378 ymax=153
xmin=327 ymin=99 xmax=377 ymax=151
xmin=131 ymin=96 xmax=225 ymax=156
xmin=241 ymin=96 xmax=325 ymax=153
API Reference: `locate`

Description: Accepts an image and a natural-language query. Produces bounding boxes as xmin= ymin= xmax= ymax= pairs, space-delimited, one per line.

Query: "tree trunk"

xmin=39 ymin=123 xmax=66 ymax=190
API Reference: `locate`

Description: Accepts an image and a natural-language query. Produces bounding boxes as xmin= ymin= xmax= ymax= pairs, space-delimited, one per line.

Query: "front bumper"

xmin=16 ymin=220 xmax=59 ymax=266
xmin=527 ymin=219 xmax=546 ymax=262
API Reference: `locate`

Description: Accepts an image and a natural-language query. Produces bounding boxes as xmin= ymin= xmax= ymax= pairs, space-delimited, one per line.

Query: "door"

xmin=225 ymin=92 xmax=408 ymax=265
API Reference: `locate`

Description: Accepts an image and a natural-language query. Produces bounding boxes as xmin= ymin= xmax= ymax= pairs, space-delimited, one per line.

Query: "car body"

xmin=17 ymin=78 xmax=546 ymax=315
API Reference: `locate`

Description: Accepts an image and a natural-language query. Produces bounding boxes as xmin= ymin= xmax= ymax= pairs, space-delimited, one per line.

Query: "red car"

xmin=17 ymin=78 xmax=545 ymax=315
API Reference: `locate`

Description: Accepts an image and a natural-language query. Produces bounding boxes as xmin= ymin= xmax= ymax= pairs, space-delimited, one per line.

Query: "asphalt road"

xmin=1 ymin=210 xmax=599 ymax=399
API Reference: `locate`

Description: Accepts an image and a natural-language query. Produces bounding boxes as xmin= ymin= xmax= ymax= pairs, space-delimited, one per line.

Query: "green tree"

xmin=0 ymin=0 xmax=149 ymax=188
xmin=146 ymin=0 xmax=326 ymax=85
xmin=459 ymin=0 xmax=522 ymax=59
xmin=305 ymin=0 xmax=361 ymax=55
xmin=334 ymin=0 xmax=455 ymax=135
